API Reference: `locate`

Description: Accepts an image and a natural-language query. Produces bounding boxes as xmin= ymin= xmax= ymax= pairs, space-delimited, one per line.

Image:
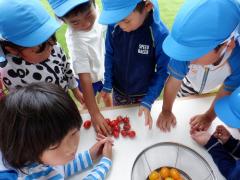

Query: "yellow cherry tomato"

xmin=170 ymin=168 xmax=181 ymax=179
xmin=165 ymin=177 xmax=174 ymax=180
xmin=159 ymin=167 xmax=170 ymax=178
xmin=149 ymin=171 xmax=160 ymax=180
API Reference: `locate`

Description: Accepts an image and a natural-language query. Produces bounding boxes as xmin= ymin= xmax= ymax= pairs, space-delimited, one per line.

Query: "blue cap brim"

xmin=12 ymin=16 xmax=60 ymax=47
xmin=53 ymin=0 xmax=89 ymax=17
xmin=99 ymin=4 xmax=136 ymax=25
xmin=162 ymin=34 xmax=217 ymax=61
xmin=215 ymin=96 xmax=240 ymax=128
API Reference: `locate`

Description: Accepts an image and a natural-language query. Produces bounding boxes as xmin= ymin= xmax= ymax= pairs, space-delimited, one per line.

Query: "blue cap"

xmin=0 ymin=0 xmax=60 ymax=47
xmin=99 ymin=0 xmax=141 ymax=25
xmin=48 ymin=0 xmax=89 ymax=17
xmin=163 ymin=0 xmax=240 ymax=61
xmin=215 ymin=87 xmax=240 ymax=128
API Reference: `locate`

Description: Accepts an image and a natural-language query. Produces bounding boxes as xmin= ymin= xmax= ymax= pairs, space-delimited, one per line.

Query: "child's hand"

xmin=190 ymin=129 xmax=211 ymax=146
xmin=138 ymin=106 xmax=153 ymax=129
xmin=103 ymin=141 xmax=113 ymax=160
xmin=156 ymin=110 xmax=176 ymax=132
xmin=190 ymin=113 xmax=214 ymax=131
xmin=98 ymin=92 xmax=113 ymax=107
xmin=72 ymin=88 xmax=84 ymax=104
xmin=213 ymin=125 xmax=231 ymax=144
xmin=91 ymin=113 xmax=112 ymax=135
xmin=90 ymin=134 xmax=114 ymax=161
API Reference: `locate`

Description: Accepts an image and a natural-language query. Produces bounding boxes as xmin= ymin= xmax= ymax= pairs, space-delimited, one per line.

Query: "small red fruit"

xmin=83 ymin=120 xmax=91 ymax=129
xmin=123 ymin=116 xmax=129 ymax=124
xmin=105 ymin=118 xmax=111 ymax=125
xmin=121 ymin=130 xmax=128 ymax=137
xmin=113 ymin=125 xmax=120 ymax=132
xmin=123 ymin=124 xmax=131 ymax=131
xmin=116 ymin=115 xmax=123 ymax=123
xmin=113 ymin=130 xmax=119 ymax=138
xmin=128 ymin=131 xmax=136 ymax=138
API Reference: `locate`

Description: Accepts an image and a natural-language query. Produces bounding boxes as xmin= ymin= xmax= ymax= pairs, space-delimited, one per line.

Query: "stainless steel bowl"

xmin=131 ymin=142 xmax=216 ymax=180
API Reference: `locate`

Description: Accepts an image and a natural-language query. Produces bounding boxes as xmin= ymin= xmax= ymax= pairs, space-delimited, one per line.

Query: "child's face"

xmin=40 ymin=128 xmax=80 ymax=166
xmin=63 ymin=4 xmax=97 ymax=32
xmin=117 ymin=3 xmax=153 ymax=32
xmin=191 ymin=39 xmax=235 ymax=66
xmin=6 ymin=37 xmax=55 ymax=64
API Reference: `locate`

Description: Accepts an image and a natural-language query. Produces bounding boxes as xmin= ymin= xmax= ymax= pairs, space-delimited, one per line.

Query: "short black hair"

xmin=134 ymin=0 xmax=147 ymax=13
xmin=0 ymin=82 xmax=82 ymax=170
xmin=0 ymin=34 xmax=56 ymax=54
xmin=62 ymin=0 xmax=95 ymax=19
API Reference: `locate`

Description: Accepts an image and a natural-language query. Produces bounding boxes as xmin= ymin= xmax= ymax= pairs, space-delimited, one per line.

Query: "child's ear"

xmin=4 ymin=46 xmax=19 ymax=56
xmin=145 ymin=1 xmax=153 ymax=12
xmin=227 ymin=37 xmax=236 ymax=51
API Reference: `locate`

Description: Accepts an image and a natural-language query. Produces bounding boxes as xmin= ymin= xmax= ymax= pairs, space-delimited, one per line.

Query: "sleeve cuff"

xmin=167 ymin=65 xmax=185 ymax=80
xmin=102 ymin=86 xmax=112 ymax=93
xmin=204 ymin=136 xmax=221 ymax=151
xmin=140 ymin=101 xmax=152 ymax=110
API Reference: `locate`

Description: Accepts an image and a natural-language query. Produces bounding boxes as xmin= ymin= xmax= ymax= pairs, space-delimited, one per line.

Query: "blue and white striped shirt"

xmin=0 ymin=150 xmax=112 ymax=180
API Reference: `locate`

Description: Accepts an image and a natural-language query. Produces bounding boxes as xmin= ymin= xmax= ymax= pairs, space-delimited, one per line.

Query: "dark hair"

xmin=0 ymin=82 xmax=82 ymax=170
xmin=134 ymin=0 xmax=147 ymax=13
xmin=0 ymin=34 xmax=56 ymax=54
xmin=62 ymin=0 xmax=95 ymax=19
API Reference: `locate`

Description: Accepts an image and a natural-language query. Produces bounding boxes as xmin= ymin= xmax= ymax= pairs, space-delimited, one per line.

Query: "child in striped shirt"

xmin=0 ymin=82 xmax=113 ymax=180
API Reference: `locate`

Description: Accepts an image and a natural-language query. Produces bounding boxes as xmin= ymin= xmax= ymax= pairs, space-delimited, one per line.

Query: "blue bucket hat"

xmin=163 ymin=0 xmax=240 ymax=61
xmin=99 ymin=0 xmax=141 ymax=25
xmin=48 ymin=0 xmax=89 ymax=17
xmin=215 ymin=87 xmax=240 ymax=128
xmin=0 ymin=0 xmax=60 ymax=48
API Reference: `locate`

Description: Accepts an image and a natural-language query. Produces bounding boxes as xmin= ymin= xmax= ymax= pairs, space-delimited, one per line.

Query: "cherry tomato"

xmin=123 ymin=124 xmax=131 ymax=131
xmin=123 ymin=116 xmax=129 ymax=124
xmin=113 ymin=125 xmax=120 ymax=132
xmin=159 ymin=167 xmax=170 ymax=178
xmin=112 ymin=120 xmax=119 ymax=126
xmin=113 ymin=130 xmax=119 ymax=138
xmin=83 ymin=120 xmax=91 ymax=129
xmin=121 ymin=130 xmax=128 ymax=137
xmin=105 ymin=118 xmax=111 ymax=125
xmin=116 ymin=115 xmax=123 ymax=123
xmin=128 ymin=131 xmax=136 ymax=138
xmin=149 ymin=171 xmax=160 ymax=180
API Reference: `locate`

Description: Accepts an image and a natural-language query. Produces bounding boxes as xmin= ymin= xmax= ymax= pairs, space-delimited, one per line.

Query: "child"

xmin=48 ymin=0 xmax=112 ymax=135
xmin=157 ymin=0 xmax=240 ymax=132
xmin=0 ymin=0 xmax=84 ymax=104
xmin=191 ymin=86 xmax=240 ymax=180
xmin=99 ymin=0 xmax=170 ymax=129
xmin=0 ymin=82 xmax=113 ymax=179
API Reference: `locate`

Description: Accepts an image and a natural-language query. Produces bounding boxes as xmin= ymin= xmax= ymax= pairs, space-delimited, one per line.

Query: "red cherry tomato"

xmin=113 ymin=125 xmax=120 ymax=132
xmin=113 ymin=130 xmax=119 ymax=138
xmin=83 ymin=120 xmax=91 ymax=129
xmin=123 ymin=124 xmax=131 ymax=131
xmin=116 ymin=115 xmax=123 ymax=123
xmin=128 ymin=131 xmax=136 ymax=138
xmin=105 ymin=118 xmax=111 ymax=125
xmin=112 ymin=120 xmax=119 ymax=127
xmin=121 ymin=130 xmax=128 ymax=137
xmin=123 ymin=116 xmax=129 ymax=124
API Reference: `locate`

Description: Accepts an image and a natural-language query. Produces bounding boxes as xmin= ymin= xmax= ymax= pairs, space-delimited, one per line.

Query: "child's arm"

xmin=140 ymin=23 xmax=169 ymax=110
xmin=191 ymin=130 xmax=238 ymax=179
xmin=204 ymin=136 xmax=238 ymax=179
xmin=101 ymin=25 xmax=114 ymax=94
xmin=79 ymin=73 xmax=111 ymax=135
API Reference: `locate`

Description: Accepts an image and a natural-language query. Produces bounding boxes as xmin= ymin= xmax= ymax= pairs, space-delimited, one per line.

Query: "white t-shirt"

xmin=65 ymin=9 xmax=106 ymax=83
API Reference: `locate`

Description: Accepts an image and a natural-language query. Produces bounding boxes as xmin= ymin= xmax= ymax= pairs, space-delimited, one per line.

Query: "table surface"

xmin=69 ymin=96 xmax=240 ymax=180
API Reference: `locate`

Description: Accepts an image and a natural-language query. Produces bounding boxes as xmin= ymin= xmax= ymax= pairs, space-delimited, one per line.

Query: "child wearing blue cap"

xmin=191 ymin=86 xmax=240 ymax=180
xmin=0 ymin=82 xmax=113 ymax=180
xmin=48 ymin=0 xmax=112 ymax=135
xmin=157 ymin=0 xmax=240 ymax=132
xmin=0 ymin=0 xmax=84 ymax=104
xmin=99 ymin=0 xmax=170 ymax=129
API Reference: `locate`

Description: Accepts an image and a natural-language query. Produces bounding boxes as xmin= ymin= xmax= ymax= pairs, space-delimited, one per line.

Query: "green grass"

xmin=40 ymin=0 xmax=184 ymax=55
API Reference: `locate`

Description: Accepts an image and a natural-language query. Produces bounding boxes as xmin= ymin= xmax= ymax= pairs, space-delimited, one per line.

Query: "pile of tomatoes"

xmin=83 ymin=116 xmax=136 ymax=139
xmin=149 ymin=167 xmax=184 ymax=180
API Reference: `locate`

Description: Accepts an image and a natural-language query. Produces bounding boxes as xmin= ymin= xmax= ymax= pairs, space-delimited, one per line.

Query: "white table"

xmin=69 ymin=96 xmax=240 ymax=180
